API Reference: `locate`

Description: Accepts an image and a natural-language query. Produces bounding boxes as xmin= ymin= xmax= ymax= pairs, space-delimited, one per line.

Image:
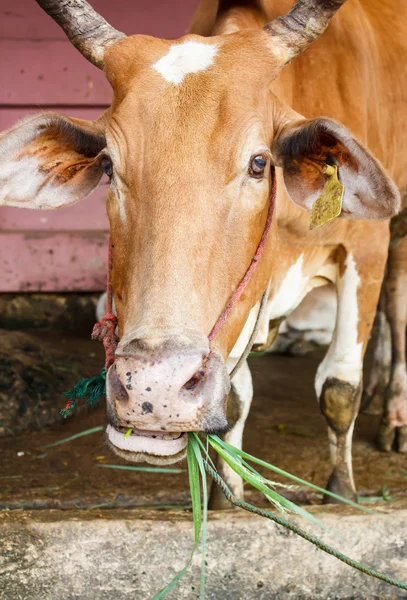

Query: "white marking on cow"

xmin=229 ymin=302 xmax=260 ymax=359
xmin=231 ymin=255 xmax=310 ymax=355
xmin=0 ymin=153 xmax=100 ymax=209
xmin=328 ymin=422 xmax=356 ymax=492
xmin=221 ymin=359 xmax=253 ymax=495
xmin=0 ymin=156 xmax=48 ymax=207
xmin=267 ymin=254 xmax=309 ymax=320
xmin=152 ymin=41 xmax=218 ymax=85
xmin=111 ymin=179 xmax=126 ymax=222
xmin=286 ymin=285 xmax=337 ymax=335
xmin=315 ymin=253 xmax=362 ymax=398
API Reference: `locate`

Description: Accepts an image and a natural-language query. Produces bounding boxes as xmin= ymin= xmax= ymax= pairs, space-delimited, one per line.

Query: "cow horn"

xmin=264 ymin=0 xmax=347 ymax=64
xmin=35 ymin=0 xmax=126 ymax=69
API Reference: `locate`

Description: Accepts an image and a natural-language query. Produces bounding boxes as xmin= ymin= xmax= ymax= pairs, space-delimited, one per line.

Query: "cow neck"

xmin=92 ymin=170 xmax=277 ymax=374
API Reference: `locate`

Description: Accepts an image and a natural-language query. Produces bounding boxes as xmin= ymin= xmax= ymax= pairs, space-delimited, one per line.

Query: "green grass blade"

xmin=41 ymin=426 xmax=104 ymax=448
xmin=151 ymin=560 xmax=193 ymax=600
xmin=194 ymin=434 xmax=217 ymax=471
xmin=151 ymin=437 xmax=203 ymax=599
xmin=211 ymin=436 xmax=376 ymax=515
xmin=187 ymin=438 xmax=202 ymax=544
xmin=240 ymin=457 xmax=297 ymax=490
xmin=207 ymin=436 xmax=331 ymax=533
xmin=96 ymin=464 xmax=184 ymax=474
xmin=191 ymin=434 xmax=208 ymax=600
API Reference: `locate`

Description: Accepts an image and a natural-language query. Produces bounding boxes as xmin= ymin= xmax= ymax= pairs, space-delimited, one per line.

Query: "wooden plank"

xmin=0 ymin=40 xmax=112 ymax=106
xmin=0 ymin=0 xmax=197 ymax=41
xmin=0 ymin=188 xmax=110 ymax=231
xmin=0 ymin=232 xmax=109 ymax=292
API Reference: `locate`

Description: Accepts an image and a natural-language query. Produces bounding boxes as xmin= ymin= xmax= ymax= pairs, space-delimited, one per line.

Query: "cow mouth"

xmin=106 ymin=424 xmax=188 ymax=464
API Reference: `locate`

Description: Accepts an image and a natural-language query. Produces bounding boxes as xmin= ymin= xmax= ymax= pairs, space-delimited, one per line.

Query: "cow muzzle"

xmin=105 ymin=337 xmax=230 ymax=464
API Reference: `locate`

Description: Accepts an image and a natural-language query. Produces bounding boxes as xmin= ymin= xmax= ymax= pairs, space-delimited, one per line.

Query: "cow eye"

xmin=102 ymin=158 xmax=113 ymax=180
xmin=249 ymin=154 xmax=267 ymax=178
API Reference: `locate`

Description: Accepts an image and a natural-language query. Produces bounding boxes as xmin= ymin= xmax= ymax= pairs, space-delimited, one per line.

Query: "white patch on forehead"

xmin=152 ymin=41 xmax=218 ymax=85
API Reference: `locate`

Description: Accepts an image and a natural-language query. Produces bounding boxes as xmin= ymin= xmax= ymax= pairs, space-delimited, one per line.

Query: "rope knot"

xmin=91 ymin=313 xmax=118 ymax=369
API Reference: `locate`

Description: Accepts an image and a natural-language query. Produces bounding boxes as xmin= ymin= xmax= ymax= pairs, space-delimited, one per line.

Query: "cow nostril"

xmin=183 ymin=369 xmax=206 ymax=391
xmin=109 ymin=366 xmax=129 ymax=403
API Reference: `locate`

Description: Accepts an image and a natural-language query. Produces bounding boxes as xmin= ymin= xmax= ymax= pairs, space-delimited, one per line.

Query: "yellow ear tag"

xmin=309 ymin=164 xmax=344 ymax=230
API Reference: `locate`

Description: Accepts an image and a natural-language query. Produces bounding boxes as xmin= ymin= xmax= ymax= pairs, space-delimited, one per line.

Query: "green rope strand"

xmin=61 ymin=368 xmax=106 ymax=417
xmin=205 ymin=461 xmax=407 ymax=592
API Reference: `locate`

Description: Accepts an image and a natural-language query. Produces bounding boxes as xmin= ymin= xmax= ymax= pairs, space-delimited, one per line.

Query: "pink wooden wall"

xmin=0 ymin=0 xmax=198 ymax=292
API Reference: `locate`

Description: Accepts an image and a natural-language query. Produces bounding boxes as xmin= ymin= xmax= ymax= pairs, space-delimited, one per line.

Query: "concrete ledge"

xmin=1 ymin=503 xmax=407 ymax=600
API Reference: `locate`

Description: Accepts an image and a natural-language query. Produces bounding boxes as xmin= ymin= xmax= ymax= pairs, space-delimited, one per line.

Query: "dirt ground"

xmin=1 ymin=331 xmax=406 ymax=511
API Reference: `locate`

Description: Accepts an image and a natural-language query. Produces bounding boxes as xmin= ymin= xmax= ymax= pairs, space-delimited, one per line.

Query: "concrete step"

xmin=1 ymin=502 xmax=407 ymax=600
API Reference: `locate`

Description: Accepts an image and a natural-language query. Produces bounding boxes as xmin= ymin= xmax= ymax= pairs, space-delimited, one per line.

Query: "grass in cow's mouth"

xmin=53 ymin=409 xmax=405 ymax=596
xmin=124 ymin=427 xmax=133 ymax=439
xmin=150 ymin=434 xmax=207 ymax=600
xmin=153 ymin=432 xmax=329 ymax=599
xmin=152 ymin=433 xmax=407 ymax=600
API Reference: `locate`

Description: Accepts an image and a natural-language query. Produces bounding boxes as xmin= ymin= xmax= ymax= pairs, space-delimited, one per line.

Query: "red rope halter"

xmin=91 ymin=241 xmax=118 ymax=369
xmin=93 ymin=171 xmax=277 ymax=367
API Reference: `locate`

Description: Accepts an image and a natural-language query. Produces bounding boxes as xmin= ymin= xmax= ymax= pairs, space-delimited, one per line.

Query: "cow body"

xmin=190 ymin=0 xmax=407 ymax=506
xmin=0 ymin=0 xmax=403 ymax=507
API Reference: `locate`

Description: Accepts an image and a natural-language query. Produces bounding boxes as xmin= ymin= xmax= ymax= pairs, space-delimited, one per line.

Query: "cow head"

xmin=0 ymin=0 xmax=400 ymax=463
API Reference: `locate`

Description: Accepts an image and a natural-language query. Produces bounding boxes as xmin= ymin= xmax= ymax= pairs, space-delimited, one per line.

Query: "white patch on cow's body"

xmin=231 ymin=255 xmax=311 ymax=355
xmin=229 ymin=302 xmax=260 ymax=359
xmin=315 ymin=253 xmax=362 ymax=398
xmin=152 ymin=41 xmax=218 ymax=85
xmin=328 ymin=422 xmax=356 ymax=492
xmin=267 ymin=254 xmax=309 ymax=320
xmin=286 ymin=285 xmax=337 ymax=334
xmin=220 ymin=359 xmax=253 ymax=495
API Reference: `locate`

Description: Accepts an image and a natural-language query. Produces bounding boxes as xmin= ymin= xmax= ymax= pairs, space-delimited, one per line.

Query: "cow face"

xmin=0 ymin=2 xmax=400 ymax=464
xmin=102 ymin=33 xmax=279 ymax=462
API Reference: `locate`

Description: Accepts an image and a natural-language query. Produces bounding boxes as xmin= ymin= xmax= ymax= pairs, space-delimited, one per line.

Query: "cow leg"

xmin=361 ymin=300 xmax=391 ymax=415
xmin=208 ymin=359 xmax=253 ymax=510
xmin=315 ymin=252 xmax=384 ymax=502
xmin=378 ymin=240 xmax=407 ymax=453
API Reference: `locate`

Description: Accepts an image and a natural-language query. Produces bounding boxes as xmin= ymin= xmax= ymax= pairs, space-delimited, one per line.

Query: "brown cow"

xmin=0 ymin=0 xmax=403 ymax=508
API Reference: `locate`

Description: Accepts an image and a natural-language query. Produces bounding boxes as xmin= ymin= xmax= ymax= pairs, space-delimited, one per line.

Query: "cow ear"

xmin=0 ymin=113 xmax=107 ymax=209
xmin=272 ymin=117 xmax=400 ymax=220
